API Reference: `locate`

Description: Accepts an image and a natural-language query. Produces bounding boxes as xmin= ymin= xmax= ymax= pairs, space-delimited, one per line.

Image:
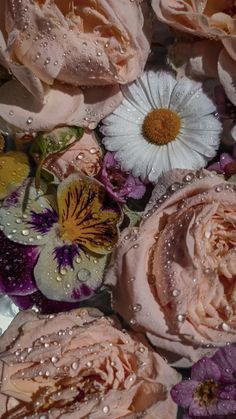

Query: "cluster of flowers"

xmin=0 ymin=0 xmax=236 ymax=418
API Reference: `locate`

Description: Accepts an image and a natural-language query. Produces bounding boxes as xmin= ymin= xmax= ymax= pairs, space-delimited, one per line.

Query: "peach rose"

xmin=152 ymin=0 xmax=236 ymax=104
xmin=0 ymin=0 xmax=151 ymax=132
xmin=43 ymin=130 xmax=103 ymax=181
xmin=106 ymin=169 xmax=236 ymax=363
xmin=0 ymin=308 xmax=179 ymax=418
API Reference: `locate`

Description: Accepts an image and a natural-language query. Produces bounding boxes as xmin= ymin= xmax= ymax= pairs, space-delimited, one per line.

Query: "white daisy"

xmin=101 ymin=70 xmax=222 ymax=182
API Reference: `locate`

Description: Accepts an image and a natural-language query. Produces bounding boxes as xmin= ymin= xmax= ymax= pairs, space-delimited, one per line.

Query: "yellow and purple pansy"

xmin=0 ymin=173 xmax=121 ymax=302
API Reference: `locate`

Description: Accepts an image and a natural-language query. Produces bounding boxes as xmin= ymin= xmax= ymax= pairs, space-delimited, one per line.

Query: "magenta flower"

xmin=171 ymin=345 xmax=236 ymax=418
xmin=100 ymin=152 xmax=146 ymax=203
xmin=208 ymin=146 xmax=236 ymax=176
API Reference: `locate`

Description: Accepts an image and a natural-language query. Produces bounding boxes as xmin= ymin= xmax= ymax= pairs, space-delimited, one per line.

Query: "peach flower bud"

xmin=43 ymin=130 xmax=103 ymax=181
xmin=0 ymin=308 xmax=179 ymax=418
xmin=106 ymin=169 xmax=236 ymax=363
xmin=0 ymin=0 xmax=152 ymax=132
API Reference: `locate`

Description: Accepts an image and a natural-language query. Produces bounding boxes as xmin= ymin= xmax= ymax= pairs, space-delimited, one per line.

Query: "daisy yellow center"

xmin=143 ymin=108 xmax=181 ymax=145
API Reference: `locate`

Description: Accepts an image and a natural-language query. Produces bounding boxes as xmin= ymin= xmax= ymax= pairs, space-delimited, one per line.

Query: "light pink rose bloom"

xmin=0 ymin=0 xmax=151 ymax=132
xmin=0 ymin=308 xmax=178 ymax=419
xmin=43 ymin=130 xmax=103 ymax=181
xmin=152 ymin=0 xmax=236 ymax=105
xmin=106 ymin=169 xmax=236 ymax=363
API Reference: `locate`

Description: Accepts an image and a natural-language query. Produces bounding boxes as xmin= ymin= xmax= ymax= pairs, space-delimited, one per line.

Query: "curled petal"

xmin=0 ymin=80 xmax=122 ymax=132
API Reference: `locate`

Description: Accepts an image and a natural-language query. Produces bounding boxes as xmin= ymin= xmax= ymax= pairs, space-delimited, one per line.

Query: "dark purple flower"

xmin=0 ymin=231 xmax=39 ymax=296
xmin=171 ymin=346 xmax=236 ymax=418
xmin=28 ymin=208 xmax=58 ymax=234
xmin=100 ymin=152 xmax=146 ymax=203
xmin=208 ymin=146 xmax=236 ymax=176
xmin=53 ymin=244 xmax=80 ymax=270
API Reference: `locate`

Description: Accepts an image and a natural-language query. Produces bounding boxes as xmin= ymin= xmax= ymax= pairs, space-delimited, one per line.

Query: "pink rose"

xmin=0 ymin=0 xmax=151 ymax=132
xmin=106 ymin=169 xmax=236 ymax=362
xmin=43 ymin=130 xmax=103 ymax=181
xmin=0 ymin=309 xmax=178 ymax=418
xmin=152 ymin=0 xmax=236 ymax=105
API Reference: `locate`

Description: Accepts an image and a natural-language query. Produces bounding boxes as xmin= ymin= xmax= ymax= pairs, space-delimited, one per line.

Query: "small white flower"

xmin=101 ymin=70 xmax=222 ymax=182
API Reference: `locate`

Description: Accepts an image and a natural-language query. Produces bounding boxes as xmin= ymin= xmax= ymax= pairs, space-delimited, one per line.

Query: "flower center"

xmin=195 ymin=380 xmax=218 ymax=406
xmin=143 ymin=108 xmax=181 ymax=145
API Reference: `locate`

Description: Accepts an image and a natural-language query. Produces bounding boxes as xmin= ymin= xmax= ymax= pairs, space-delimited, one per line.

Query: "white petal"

xmin=101 ymin=120 xmax=140 ymax=136
xmin=182 ymin=114 xmax=222 ymax=132
xmin=121 ymin=83 xmax=152 ymax=114
xmin=174 ymin=139 xmax=208 ymax=169
xmin=103 ymin=134 xmax=139 ymax=152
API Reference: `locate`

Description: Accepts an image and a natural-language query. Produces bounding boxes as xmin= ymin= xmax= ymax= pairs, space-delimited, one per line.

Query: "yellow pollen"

xmin=195 ymin=380 xmax=218 ymax=406
xmin=143 ymin=108 xmax=181 ymax=145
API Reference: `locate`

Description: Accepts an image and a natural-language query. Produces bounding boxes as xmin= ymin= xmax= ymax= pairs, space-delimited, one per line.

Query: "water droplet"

xmin=90 ymin=148 xmax=97 ymax=154
xmin=172 ymin=289 xmax=180 ymax=297
xmin=60 ymin=268 xmax=67 ymax=275
xmin=26 ymin=117 xmax=33 ymax=125
xmin=77 ymin=269 xmax=91 ymax=282
xmin=22 ymin=229 xmax=29 ymax=236
xmin=51 ymin=356 xmax=58 ymax=364
xmin=177 ymin=314 xmax=185 ymax=322
xmin=44 ymin=57 xmax=51 ymax=65
xmin=102 ymin=406 xmax=110 ymax=414
xmin=71 ymin=361 xmax=78 ymax=370
xmin=76 ymin=152 xmax=85 ymax=160
xmin=132 ymin=304 xmax=142 ymax=312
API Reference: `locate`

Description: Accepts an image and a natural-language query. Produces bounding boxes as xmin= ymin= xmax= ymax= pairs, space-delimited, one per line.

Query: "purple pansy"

xmin=100 ymin=152 xmax=146 ymax=203
xmin=0 ymin=174 xmax=120 ymax=305
xmin=171 ymin=345 xmax=236 ymax=418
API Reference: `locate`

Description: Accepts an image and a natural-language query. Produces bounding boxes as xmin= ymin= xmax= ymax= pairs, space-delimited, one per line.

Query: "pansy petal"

xmin=0 ymin=179 xmax=57 ymax=246
xmin=34 ymin=233 xmax=107 ymax=302
xmin=0 ymin=231 xmax=39 ymax=295
xmin=57 ymin=174 xmax=121 ymax=254
xmin=0 ymin=151 xmax=30 ymax=200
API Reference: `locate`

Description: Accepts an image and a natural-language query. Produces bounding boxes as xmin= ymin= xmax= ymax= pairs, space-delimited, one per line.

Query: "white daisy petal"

xmin=101 ymin=120 xmax=140 ymax=136
xmin=121 ymin=83 xmax=152 ymax=114
xmin=103 ymin=134 xmax=138 ymax=152
xmin=101 ymin=70 xmax=221 ymax=182
xmin=182 ymin=114 xmax=222 ymax=132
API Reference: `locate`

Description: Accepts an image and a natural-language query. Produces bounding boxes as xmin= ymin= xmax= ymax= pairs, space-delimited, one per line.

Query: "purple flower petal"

xmin=29 ymin=208 xmax=58 ymax=234
xmin=0 ymin=232 xmax=39 ymax=295
xmin=53 ymin=244 xmax=80 ymax=270
xmin=212 ymin=344 xmax=236 ymax=384
xmin=72 ymin=283 xmax=92 ymax=300
xmin=100 ymin=152 xmax=146 ymax=203
xmin=171 ymin=380 xmax=199 ymax=409
xmin=191 ymin=357 xmax=221 ymax=381
xmin=207 ymin=161 xmax=223 ymax=173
